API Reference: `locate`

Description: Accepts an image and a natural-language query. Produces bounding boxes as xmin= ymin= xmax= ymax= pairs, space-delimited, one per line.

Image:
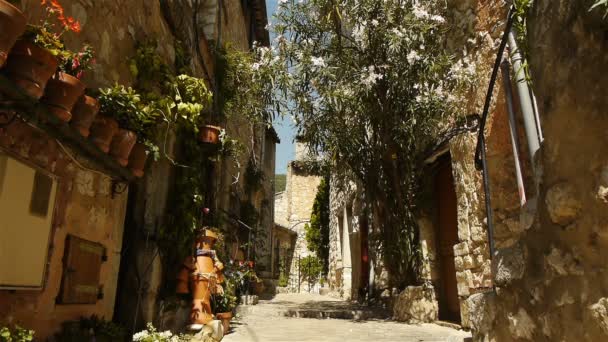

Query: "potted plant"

xmin=212 ymin=278 xmax=237 ymax=334
xmin=95 ymin=85 xmax=148 ymax=165
xmin=42 ymin=45 xmax=94 ymax=122
xmin=4 ymin=0 xmax=81 ymax=99
xmin=200 ymin=124 xmax=222 ymax=144
xmin=128 ymin=104 xmax=160 ymax=177
xmin=0 ymin=0 xmax=27 ymax=67
xmin=70 ymin=89 xmax=100 ymax=137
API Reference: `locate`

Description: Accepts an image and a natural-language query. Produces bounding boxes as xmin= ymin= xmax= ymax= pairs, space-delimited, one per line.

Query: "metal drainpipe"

xmin=507 ymin=31 xmax=542 ymax=171
xmin=501 ymin=61 xmax=527 ymax=207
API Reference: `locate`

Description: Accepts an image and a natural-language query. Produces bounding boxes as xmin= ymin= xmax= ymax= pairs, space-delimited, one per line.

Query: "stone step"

xmin=236 ymin=302 xmax=389 ymax=321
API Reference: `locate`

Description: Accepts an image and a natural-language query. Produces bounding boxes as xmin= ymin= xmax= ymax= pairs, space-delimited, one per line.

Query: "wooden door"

xmin=435 ymin=159 xmax=461 ymax=323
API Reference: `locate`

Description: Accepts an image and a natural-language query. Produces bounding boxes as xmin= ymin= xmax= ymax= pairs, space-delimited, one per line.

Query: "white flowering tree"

xmin=267 ymin=0 xmax=475 ymax=288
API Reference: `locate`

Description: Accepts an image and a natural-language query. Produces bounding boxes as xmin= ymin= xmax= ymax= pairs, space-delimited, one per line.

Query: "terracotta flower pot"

xmin=42 ymin=72 xmax=85 ymax=122
xmin=110 ymin=129 xmax=137 ymax=167
xmin=199 ymin=125 xmax=221 ymax=144
xmin=176 ymin=266 xmax=191 ymax=295
xmin=4 ymin=40 xmax=59 ymax=99
xmin=128 ymin=142 xmax=148 ymax=178
xmin=70 ymin=95 xmax=100 ymax=137
xmin=0 ymin=0 xmax=27 ymax=67
xmin=89 ymin=116 xmax=118 ymax=153
xmin=216 ymin=312 xmax=233 ymax=333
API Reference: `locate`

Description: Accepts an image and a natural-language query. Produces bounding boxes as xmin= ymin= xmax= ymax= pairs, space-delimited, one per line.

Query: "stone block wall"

xmin=467 ymin=2 xmax=608 ymax=341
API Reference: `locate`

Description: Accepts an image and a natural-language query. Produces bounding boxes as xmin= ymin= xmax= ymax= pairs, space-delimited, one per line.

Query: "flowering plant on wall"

xmin=22 ymin=0 xmax=81 ymax=58
xmin=60 ymin=44 xmax=95 ymax=79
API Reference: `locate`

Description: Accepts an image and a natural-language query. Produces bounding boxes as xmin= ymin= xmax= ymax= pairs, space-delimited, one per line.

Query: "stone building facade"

xmin=0 ymin=0 xmax=275 ymax=338
xmin=273 ymin=142 xmax=322 ymax=291
xmin=326 ymin=2 xmax=608 ymax=338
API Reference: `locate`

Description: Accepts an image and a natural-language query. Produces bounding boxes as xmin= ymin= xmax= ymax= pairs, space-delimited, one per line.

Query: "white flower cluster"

xmin=412 ymin=1 xmax=446 ymax=23
xmin=132 ymin=323 xmax=182 ymax=342
xmin=360 ymin=65 xmax=384 ymax=89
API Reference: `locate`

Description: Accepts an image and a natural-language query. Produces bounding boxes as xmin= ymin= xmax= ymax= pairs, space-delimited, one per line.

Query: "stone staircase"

xmin=236 ymin=293 xmax=389 ymax=321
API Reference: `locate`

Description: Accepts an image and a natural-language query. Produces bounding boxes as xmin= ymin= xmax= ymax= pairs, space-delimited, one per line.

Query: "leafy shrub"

xmin=0 ymin=326 xmax=34 ymax=342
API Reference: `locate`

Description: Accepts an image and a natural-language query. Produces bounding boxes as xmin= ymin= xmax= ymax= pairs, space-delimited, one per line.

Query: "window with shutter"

xmin=58 ymin=235 xmax=106 ymax=304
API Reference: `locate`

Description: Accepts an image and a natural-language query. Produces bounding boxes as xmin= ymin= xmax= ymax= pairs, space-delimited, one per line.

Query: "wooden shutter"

xmin=58 ymin=235 xmax=105 ymax=304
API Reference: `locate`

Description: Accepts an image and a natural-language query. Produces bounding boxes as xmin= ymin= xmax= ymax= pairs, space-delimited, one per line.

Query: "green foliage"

xmin=60 ymin=44 xmax=95 ymax=79
xmin=304 ymin=176 xmax=330 ymax=275
xmin=244 ymin=159 xmax=265 ymax=195
xmin=278 ymin=272 xmax=289 ymax=287
xmin=215 ymin=44 xmax=278 ymax=126
xmin=274 ymin=174 xmax=287 ymax=192
xmin=591 ymin=0 xmax=608 ymax=18
xmin=55 ymin=316 xmax=125 ymax=342
xmin=271 ymin=0 xmax=475 ymax=287
xmin=130 ymin=40 xmax=172 ymax=92
xmin=290 ymin=159 xmax=328 ymax=175
xmin=0 ymin=326 xmax=34 ymax=342
xmin=98 ymin=85 xmax=159 ymax=141
xmin=300 ymin=255 xmax=323 ymax=284
xmin=513 ymin=0 xmax=533 ymax=81
xmin=212 ymin=277 xmax=238 ymax=313
xmin=23 ymin=25 xmax=66 ymax=58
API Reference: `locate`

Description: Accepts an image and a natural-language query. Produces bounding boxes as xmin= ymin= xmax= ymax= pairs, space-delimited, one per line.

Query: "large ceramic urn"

xmin=189 ymin=229 xmax=219 ymax=328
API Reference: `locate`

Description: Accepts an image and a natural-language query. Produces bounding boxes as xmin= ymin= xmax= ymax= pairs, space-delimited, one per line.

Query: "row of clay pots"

xmin=0 ymin=0 xmax=148 ymax=177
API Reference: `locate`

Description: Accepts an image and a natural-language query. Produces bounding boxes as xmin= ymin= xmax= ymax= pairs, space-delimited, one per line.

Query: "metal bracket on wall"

xmin=111 ymin=180 xmax=129 ymax=199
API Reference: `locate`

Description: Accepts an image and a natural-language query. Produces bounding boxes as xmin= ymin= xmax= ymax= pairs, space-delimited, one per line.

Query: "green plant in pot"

xmin=0 ymin=325 xmax=34 ymax=342
xmin=42 ymin=44 xmax=96 ymax=122
xmin=164 ymin=74 xmax=214 ymax=139
xmin=4 ymin=0 xmax=81 ymax=100
xmin=212 ymin=287 xmax=237 ymax=333
xmin=96 ymin=85 xmax=157 ymax=167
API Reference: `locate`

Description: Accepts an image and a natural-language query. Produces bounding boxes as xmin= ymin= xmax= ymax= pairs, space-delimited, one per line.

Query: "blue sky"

xmin=266 ymin=0 xmax=295 ymax=174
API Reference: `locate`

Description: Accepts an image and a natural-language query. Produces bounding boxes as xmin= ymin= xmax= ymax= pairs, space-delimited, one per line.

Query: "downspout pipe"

xmin=507 ymin=31 xmax=542 ymax=171
xmin=500 ymin=61 xmax=527 ymax=207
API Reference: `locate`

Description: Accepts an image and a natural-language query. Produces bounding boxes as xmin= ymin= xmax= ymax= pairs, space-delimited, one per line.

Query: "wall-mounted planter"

xmin=128 ymin=142 xmax=148 ymax=178
xmin=70 ymin=95 xmax=100 ymax=137
xmin=0 ymin=0 xmax=27 ymax=67
xmin=4 ymin=40 xmax=58 ymax=99
xmin=89 ymin=116 xmax=118 ymax=153
xmin=109 ymin=128 xmax=137 ymax=167
xmin=42 ymin=72 xmax=85 ymax=122
xmin=199 ymin=125 xmax=221 ymax=144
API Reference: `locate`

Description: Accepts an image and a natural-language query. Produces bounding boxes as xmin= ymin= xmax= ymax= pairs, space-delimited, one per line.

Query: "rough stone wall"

xmin=274 ymin=191 xmax=288 ymax=227
xmin=467 ymin=2 xmax=608 ymax=341
xmin=0 ymin=121 xmax=128 ymax=339
xmin=273 ymin=143 xmax=322 ymax=290
xmin=327 ymin=175 xmax=363 ymax=300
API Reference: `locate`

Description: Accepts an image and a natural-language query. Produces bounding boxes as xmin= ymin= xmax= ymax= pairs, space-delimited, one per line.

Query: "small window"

xmin=30 ymin=171 xmax=53 ymax=217
xmin=0 ymin=153 xmax=57 ymax=289
xmin=58 ymin=235 xmax=105 ymax=304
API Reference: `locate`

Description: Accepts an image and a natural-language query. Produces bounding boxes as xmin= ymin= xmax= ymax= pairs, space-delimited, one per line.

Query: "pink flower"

xmin=72 ymin=57 xmax=80 ymax=70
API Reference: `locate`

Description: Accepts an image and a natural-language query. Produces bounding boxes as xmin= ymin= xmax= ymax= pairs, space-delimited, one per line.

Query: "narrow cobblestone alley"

xmin=223 ymin=294 xmax=471 ymax=342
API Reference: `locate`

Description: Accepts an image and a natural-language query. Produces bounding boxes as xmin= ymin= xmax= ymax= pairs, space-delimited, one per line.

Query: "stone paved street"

xmin=223 ymin=294 xmax=471 ymax=342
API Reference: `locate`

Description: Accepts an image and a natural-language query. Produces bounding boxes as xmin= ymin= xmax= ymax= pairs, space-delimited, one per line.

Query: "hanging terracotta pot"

xmin=89 ymin=116 xmax=119 ymax=153
xmin=41 ymin=72 xmax=85 ymax=122
xmin=70 ymin=95 xmax=100 ymax=137
xmin=0 ymin=0 xmax=27 ymax=68
xmin=216 ymin=312 xmax=233 ymax=333
xmin=199 ymin=125 xmax=221 ymax=144
xmin=4 ymin=40 xmax=58 ymax=99
xmin=128 ymin=142 xmax=148 ymax=178
xmin=110 ymin=129 xmax=137 ymax=167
